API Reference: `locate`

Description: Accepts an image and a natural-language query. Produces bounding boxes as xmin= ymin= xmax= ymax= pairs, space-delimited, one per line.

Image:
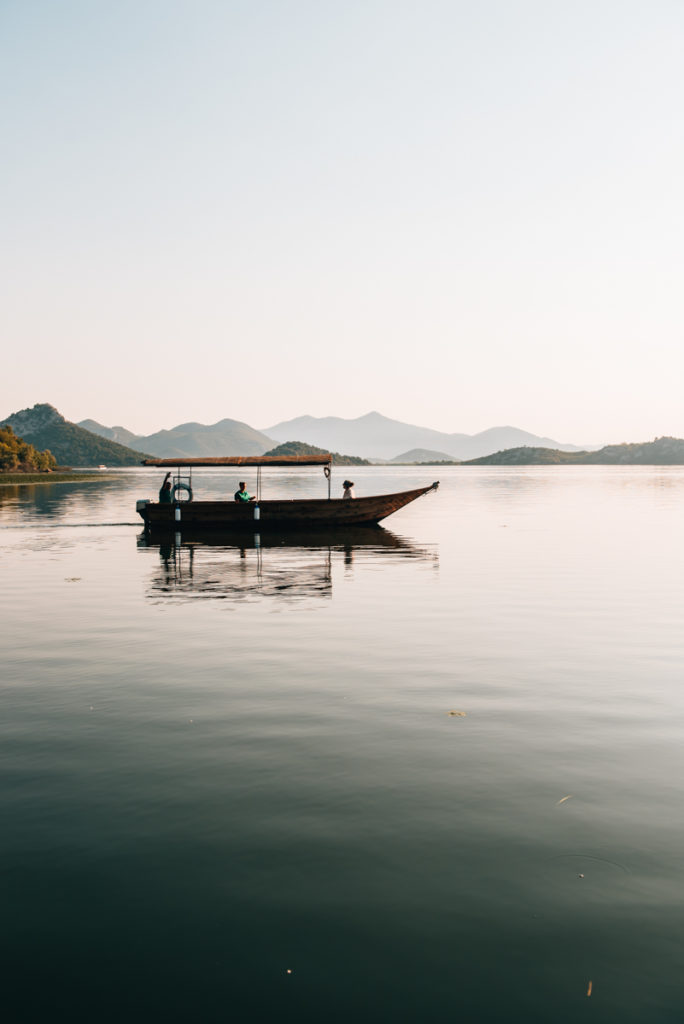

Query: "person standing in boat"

xmin=159 ymin=472 xmax=173 ymax=503
xmin=234 ymin=481 xmax=255 ymax=503
xmin=343 ymin=480 xmax=355 ymax=499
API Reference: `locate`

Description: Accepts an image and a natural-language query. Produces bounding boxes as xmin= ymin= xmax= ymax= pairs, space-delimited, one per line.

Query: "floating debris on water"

xmin=556 ymin=795 xmax=573 ymax=805
xmin=64 ymin=577 xmax=81 ymax=582
xmin=447 ymin=710 xmax=467 ymax=717
xmin=579 ymin=873 xmax=584 ymax=879
xmin=587 ymin=980 xmax=593 ymax=997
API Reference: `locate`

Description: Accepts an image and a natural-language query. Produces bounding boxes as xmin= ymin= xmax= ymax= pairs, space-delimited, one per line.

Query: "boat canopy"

xmin=142 ymin=455 xmax=333 ymax=468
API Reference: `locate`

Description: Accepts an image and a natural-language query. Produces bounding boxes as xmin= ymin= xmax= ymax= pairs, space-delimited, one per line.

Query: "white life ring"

xmin=172 ymin=482 xmax=193 ymax=502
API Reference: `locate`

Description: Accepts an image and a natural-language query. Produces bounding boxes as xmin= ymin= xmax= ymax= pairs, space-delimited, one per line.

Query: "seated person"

xmin=343 ymin=480 xmax=355 ymax=499
xmin=234 ymin=481 xmax=255 ymax=502
xmin=159 ymin=472 xmax=173 ymax=503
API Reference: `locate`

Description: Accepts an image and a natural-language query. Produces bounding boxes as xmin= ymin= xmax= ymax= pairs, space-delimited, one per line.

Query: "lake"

xmin=2 ymin=465 xmax=684 ymax=1022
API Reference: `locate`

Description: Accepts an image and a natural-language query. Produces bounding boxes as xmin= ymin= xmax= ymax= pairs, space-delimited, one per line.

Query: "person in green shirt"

xmin=234 ymin=481 xmax=255 ymax=503
xmin=159 ymin=472 xmax=173 ymax=503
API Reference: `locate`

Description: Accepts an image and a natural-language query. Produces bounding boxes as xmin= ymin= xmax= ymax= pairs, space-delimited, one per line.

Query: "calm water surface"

xmin=2 ymin=466 xmax=684 ymax=1022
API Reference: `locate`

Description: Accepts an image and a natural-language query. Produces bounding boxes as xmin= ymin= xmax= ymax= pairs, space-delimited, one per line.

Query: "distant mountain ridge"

xmin=80 ymin=417 xmax=274 ymax=458
xmin=17 ymin=405 xmax=595 ymax=461
xmin=390 ymin=448 xmax=457 ymax=463
xmin=78 ymin=419 xmax=141 ymax=448
xmin=6 ymin=404 xmax=684 ymax=468
xmin=263 ymin=411 xmax=584 ymax=461
xmin=1 ymin=405 xmax=150 ymax=466
xmin=83 ymin=410 xmax=583 ymax=461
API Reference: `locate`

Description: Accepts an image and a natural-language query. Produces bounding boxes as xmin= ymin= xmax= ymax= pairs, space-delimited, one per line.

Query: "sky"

xmin=2 ymin=0 xmax=682 ymax=444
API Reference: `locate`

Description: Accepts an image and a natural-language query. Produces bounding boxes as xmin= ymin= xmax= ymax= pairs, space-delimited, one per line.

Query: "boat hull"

xmin=138 ymin=485 xmax=436 ymax=529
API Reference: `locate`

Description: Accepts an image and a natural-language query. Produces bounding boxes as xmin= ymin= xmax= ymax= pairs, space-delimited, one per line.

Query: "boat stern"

xmin=136 ymin=499 xmax=152 ymax=522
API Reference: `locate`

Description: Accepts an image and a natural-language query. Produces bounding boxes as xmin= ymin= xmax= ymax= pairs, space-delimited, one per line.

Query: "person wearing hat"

xmin=342 ymin=480 xmax=355 ymax=499
xmin=234 ymin=481 xmax=255 ymax=502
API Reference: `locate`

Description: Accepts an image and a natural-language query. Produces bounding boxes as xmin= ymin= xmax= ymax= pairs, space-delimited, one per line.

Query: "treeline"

xmin=0 ymin=425 xmax=57 ymax=472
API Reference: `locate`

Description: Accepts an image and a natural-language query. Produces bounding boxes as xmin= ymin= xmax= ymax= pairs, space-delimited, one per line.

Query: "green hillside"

xmin=0 ymin=424 xmax=57 ymax=472
xmin=25 ymin=421 xmax=151 ymax=466
xmin=583 ymin=438 xmax=684 ymax=464
xmin=465 ymin=446 xmax=579 ymax=465
xmin=263 ymin=441 xmax=369 ymax=466
xmin=464 ymin=437 xmax=684 ymax=466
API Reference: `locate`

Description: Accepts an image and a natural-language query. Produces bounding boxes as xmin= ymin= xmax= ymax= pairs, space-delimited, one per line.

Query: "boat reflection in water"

xmin=138 ymin=526 xmax=438 ymax=604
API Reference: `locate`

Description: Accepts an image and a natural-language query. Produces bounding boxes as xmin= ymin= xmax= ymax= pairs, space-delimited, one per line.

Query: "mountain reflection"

xmin=139 ymin=526 xmax=437 ymax=603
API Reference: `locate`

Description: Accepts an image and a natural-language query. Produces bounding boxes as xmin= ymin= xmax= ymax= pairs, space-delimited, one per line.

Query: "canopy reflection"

xmin=138 ymin=525 xmax=437 ymax=603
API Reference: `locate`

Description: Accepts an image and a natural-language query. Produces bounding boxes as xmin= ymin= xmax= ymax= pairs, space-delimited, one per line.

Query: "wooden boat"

xmin=137 ymin=455 xmax=438 ymax=530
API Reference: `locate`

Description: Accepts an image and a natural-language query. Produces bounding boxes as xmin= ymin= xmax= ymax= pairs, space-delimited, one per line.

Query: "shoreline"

xmin=0 ymin=471 xmax=119 ymax=486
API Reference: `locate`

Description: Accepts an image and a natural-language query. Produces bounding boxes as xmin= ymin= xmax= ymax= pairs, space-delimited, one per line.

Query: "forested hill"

xmin=465 ymin=437 xmax=684 ymax=466
xmin=0 ymin=424 xmax=57 ymax=471
xmin=263 ymin=441 xmax=369 ymax=466
xmin=1 ymin=404 xmax=151 ymax=466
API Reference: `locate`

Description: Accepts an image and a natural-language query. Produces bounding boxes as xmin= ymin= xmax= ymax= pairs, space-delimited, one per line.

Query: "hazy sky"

xmin=2 ymin=1 xmax=682 ymax=443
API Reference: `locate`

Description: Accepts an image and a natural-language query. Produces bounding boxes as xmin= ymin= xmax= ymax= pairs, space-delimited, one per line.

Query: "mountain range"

xmin=80 ymin=410 xmax=585 ymax=461
xmin=262 ymin=412 xmax=585 ymax=461
xmin=3 ymin=403 xmax=590 ymax=465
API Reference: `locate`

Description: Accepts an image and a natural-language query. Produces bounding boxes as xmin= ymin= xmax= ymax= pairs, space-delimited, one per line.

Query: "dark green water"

xmin=2 ymin=466 xmax=684 ymax=1022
